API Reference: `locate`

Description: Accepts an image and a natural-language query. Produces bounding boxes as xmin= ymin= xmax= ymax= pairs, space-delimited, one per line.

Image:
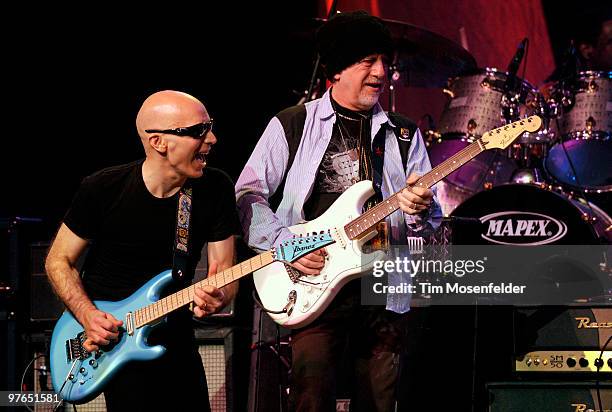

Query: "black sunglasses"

xmin=145 ymin=120 xmax=214 ymax=139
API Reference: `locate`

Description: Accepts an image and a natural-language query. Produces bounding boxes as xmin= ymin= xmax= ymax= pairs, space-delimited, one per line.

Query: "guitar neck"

xmin=344 ymin=138 xmax=486 ymax=240
xmin=134 ymin=251 xmax=275 ymax=328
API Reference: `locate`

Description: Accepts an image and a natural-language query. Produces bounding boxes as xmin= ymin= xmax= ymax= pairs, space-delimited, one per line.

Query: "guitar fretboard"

xmin=344 ymin=137 xmax=486 ymax=240
xmin=133 ymin=251 xmax=275 ymax=328
xmin=343 ymin=115 xmax=541 ymax=240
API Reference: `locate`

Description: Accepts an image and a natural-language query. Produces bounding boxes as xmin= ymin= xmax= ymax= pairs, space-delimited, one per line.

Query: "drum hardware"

xmin=387 ymin=60 xmax=406 ymax=112
xmin=509 ymin=168 xmax=543 ymax=185
xmin=442 ymin=85 xmax=454 ymax=99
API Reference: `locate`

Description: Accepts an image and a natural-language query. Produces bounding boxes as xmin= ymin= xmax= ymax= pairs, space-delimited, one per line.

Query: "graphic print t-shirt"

xmin=304 ymin=98 xmax=372 ymax=220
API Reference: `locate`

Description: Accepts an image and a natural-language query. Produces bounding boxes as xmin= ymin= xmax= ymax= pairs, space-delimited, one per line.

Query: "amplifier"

xmin=515 ymin=351 xmax=612 ymax=373
xmin=488 ymin=381 xmax=612 ymax=412
xmin=30 ymin=242 xmax=64 ymax=322
xmin=30 ymin=241 xmax=89 ymax=322
xmin=514 ymin=307 xmax=612 ymax=352
xmin=32 ymin=327 xmax=235 ymax=412
xmin=195 ymin=326 xmax=236 ymax=412
xmin=513 ymin=307 xmax=612 ymax=375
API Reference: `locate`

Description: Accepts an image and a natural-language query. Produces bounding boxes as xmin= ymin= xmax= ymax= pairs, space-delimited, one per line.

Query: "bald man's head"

xmin=136 ymin=90 xmax=209 ymax=153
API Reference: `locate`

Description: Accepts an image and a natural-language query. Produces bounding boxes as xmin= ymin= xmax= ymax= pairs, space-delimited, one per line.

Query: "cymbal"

xmin=309 ymin=17 xmax=477 ymax=88
xmin=384 ymin=18 xmax=477 ymax=87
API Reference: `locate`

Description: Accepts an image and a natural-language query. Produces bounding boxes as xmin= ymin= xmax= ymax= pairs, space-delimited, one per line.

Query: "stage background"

xmin=3 ymin=1 xmax=605 ymax=228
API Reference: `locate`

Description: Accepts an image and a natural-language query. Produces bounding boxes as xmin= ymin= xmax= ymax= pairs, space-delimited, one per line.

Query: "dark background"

xmin=3 ymin=3 xmax=318 ymax=229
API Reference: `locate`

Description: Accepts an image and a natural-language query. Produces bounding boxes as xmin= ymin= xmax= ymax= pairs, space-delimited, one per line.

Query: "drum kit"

xmin=302 ymin=17 xmax=611 ymax=245
xmin=383 ymin=20 xmax=611 ymax=245
xmin=430 ymin=67 xmax=611 ymax=223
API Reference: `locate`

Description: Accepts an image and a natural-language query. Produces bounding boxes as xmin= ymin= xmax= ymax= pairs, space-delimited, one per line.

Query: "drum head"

xmin=450 ymin=184 xmax=605 ymax=245
xmin=544 ymin=139 xmax=612 ymax=191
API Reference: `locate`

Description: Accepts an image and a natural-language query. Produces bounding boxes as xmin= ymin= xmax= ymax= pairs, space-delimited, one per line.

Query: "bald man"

xmin=46 ymin=90 xmax=238 ymax=411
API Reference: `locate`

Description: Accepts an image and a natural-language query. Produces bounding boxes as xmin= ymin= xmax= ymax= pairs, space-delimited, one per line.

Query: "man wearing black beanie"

xmin=236 ymin=10 xmax=442 ymax=411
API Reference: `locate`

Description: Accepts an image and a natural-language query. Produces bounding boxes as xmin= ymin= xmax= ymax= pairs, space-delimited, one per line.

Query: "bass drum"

xmin=450 ymin=184 xmax=612 ymax=245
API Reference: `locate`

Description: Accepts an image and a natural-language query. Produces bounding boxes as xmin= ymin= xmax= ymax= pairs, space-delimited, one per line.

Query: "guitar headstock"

xmin=274 ymin=232 xmax=335 ymax=263
xmin=480 ymin=115 xmax=542 ymax=150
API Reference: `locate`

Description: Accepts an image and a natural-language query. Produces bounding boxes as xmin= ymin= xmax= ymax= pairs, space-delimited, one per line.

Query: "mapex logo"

xmin=480 ymin=211 xmax=567 ymax=245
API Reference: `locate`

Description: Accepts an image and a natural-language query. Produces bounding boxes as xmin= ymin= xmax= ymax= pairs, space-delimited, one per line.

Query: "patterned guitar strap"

xmin=172 ymin=181 xmax=193 ymax=285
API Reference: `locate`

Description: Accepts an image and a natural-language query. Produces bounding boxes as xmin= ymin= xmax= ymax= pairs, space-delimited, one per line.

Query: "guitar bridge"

xmin=65 ymin=331 xmax=89 ymax=362
xmin=285 ymin=263 xmax=303 ymax=283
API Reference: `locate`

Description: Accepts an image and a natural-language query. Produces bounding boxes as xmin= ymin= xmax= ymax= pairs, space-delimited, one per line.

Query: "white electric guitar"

xmin=253 ymin=116 xmax=542 ymax=328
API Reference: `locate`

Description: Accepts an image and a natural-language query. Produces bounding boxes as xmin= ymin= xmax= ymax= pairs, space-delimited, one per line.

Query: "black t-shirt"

xmin=64 ymin=159 xmax=239 ymax=302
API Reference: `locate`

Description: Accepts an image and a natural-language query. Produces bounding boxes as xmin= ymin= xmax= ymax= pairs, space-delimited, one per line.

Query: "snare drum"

xmin=544 ymin=71 xmax=612 ymax=192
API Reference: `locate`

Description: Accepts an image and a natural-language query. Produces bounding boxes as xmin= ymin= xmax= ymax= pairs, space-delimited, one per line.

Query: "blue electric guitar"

xmin=50 ymin=233 xmax=334 ymax=403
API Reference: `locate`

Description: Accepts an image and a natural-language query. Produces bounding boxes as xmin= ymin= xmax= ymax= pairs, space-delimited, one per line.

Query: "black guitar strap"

xmin=371 ymin=124 xmax=387 ymax=200
xmin=172 ymin=181 xmax=193 ymax=285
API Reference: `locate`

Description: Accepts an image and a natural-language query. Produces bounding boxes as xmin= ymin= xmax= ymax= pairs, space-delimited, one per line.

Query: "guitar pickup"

xmin=125 ymin=312 xmax=134 ymax=336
